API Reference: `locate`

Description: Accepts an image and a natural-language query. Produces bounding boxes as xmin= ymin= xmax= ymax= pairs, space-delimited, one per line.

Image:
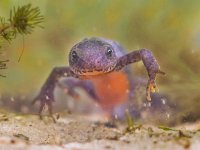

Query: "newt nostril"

xmin=96 ymin=60 xmax=101 ymax=64
xmin=95 ymin=58 xmax=102 ymax=67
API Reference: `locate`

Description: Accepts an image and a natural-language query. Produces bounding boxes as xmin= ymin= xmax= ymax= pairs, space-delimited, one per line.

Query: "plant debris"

xmin=158 ymin=126 xmax=178 ymax=131
xmin=125 ymin=109 xmax=142 ymax=133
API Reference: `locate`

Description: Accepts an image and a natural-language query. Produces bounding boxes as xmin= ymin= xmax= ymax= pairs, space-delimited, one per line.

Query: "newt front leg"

xmin=32 ymin=66 xmax=78 ymax=121
xmin=114 ymin=48 xmax=165 ymax=101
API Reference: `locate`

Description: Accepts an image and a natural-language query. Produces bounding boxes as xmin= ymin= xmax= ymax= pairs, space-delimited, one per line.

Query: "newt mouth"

xmin=71 ymin=66 xmax=115 ymax=76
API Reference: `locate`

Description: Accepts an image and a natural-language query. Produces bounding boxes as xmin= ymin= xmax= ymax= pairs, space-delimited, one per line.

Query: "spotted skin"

xmin=32 ymin=37 xmax=165 ymax=121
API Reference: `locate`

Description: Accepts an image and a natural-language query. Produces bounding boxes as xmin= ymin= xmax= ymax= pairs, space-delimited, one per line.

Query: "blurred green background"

xmin=0 ymin=0 xmax=200 ymax=122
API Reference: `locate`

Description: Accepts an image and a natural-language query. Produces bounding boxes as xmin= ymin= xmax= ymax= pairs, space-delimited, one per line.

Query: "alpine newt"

xmin=32 ymin=37 xmax=165 ymax=121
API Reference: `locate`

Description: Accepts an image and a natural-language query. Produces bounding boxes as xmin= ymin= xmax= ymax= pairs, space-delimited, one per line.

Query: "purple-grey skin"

xmin=32 ymin=37 xmax=165 ymax=122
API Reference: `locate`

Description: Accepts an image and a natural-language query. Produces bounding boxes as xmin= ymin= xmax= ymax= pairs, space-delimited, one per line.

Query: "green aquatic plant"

xmin=158 ymin=125 xmax=179 ymax=131
xmin=0 ymin=3 xmax=44 ymax=76
xmin=125 ymin=109 xmax=142 ymax=133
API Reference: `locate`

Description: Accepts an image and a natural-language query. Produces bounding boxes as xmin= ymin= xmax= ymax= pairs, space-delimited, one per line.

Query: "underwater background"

xmin=0 ymin=0 xmax=200 ymax=125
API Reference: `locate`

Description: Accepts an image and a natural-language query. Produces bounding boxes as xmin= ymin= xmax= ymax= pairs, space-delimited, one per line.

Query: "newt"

xmin=32 ymin=37 xmax=165 ymax=121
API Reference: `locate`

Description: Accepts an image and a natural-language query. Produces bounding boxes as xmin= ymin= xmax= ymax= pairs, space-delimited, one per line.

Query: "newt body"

xmin=33 ymin=37 xmax=165 ymax=120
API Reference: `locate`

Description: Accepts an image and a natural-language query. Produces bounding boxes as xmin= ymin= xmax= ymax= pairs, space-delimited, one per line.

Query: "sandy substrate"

xmin=0 ymin=112 xmax=199 ymax=150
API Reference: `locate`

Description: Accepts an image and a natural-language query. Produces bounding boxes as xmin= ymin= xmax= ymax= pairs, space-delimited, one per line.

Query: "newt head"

xmin=69 ymin=38 xmax=118 ymax=76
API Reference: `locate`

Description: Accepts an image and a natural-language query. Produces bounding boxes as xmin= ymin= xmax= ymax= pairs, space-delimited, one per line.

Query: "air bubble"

xmin=10 ymin=97 xmax=15 ymax=102
xmin=167 ymin=113 xmax=170 ymax=118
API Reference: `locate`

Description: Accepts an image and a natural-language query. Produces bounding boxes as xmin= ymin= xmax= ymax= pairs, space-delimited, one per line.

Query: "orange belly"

xmin=91 ymin=71 xmax=130 ymax=110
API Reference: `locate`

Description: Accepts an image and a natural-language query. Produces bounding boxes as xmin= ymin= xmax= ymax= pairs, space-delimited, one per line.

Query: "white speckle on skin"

xmin=94 ymin=103 xmax=100 ymax=108
xmin=45 ymin=95 xmax=49 ymax=100
xmin=147 ymin=102 xmax=151 ymax=107
xmin=161 ymin=98 xmax=166 ymax=105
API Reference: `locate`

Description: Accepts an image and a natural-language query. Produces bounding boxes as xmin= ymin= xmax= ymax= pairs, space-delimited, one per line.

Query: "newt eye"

xmin=105 ymin=47 xmax=113 ymax=57
xmin=71 ymin=51 xmax=78 ymax=62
